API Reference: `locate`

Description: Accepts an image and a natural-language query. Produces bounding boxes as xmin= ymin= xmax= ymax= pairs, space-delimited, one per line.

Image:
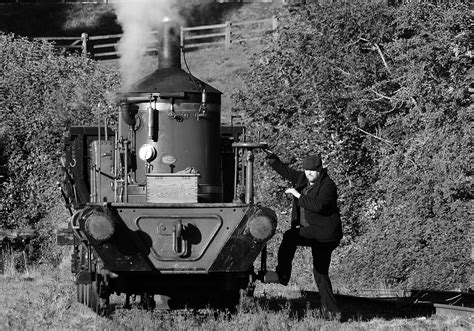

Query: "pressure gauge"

xmin=138 ymin=144 xmax=157 ymax=162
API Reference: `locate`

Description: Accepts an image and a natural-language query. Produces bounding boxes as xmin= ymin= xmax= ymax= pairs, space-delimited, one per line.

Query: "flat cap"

xmin=302 ymin=154 xmax=322 ymax=171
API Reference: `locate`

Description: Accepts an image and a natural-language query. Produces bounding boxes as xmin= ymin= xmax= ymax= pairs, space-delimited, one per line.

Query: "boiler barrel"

xmin=120 ymin=94 xmax=222 ymax=203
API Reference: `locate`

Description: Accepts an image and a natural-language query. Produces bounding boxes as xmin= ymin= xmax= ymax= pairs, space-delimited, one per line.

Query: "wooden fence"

xmin=180 ymin=16 xmax=277 ymax=51
xmin=33 ymin=17 xmax=278 ymax=60
xmin=35 ymin=33 xmax=88 ymax=56
xmin=30 ymin=0 xmax=468 ymax=58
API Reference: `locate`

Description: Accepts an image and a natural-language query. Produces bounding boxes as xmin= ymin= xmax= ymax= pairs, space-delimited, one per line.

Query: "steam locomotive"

xmin=57 ymin=20 xmax=276 ymax=314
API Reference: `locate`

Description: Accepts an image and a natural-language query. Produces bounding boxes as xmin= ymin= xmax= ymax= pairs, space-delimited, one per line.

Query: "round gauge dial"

xmin=138 ymin=144 xmax=157 ymax=162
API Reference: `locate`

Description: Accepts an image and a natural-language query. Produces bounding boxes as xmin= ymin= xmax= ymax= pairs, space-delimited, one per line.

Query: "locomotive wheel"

xmin=85 ymin=282 xmax=98 ymax=312
xmin=76 ymin=283 xmax=85 ymax=304
xmin=74 ymin=243 xmax=110 ymax=315
xmin=76 ymin=281 xmax=108 ymax=315
xmin=85 ymin=281 xmax=109 ymax=315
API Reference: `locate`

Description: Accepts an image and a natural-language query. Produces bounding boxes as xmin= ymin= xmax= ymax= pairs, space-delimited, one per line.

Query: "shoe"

xmin=264 ymin=271 xmax=289 ymax=286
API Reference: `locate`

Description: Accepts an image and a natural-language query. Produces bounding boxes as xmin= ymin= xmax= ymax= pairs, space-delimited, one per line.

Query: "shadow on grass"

xmin=251 ymin=290 xmax=435 ymax=322
xmin=88 ymin=290 xmax=437 ymax=324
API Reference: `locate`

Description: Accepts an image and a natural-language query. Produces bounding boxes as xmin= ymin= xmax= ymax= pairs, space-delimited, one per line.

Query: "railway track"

xmin=434 ymin=303 xmax=474 ymax=317
xmin=107 ymin=289 xmax=474 ymax=321
xmin=410 ymin=290 xmax=474 ymax=317
xmin=299 ymin=289 xmax=474 ymax=320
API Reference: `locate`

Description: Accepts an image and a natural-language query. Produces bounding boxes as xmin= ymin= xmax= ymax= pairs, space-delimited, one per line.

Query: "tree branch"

xmin=335 ymin=67 xmax=351 ymax=76
xmin=350 ymin=37 xmax=391 ymax=74
xmin=360 ymin=96 xmax=385 ymax=102
xmin=355 ymin=126 xmax=393 ymax=144
xmin=371 ymin=89 xmax=395 ymax=101
xmin=374 ymin=43 xmax=391 ymax=74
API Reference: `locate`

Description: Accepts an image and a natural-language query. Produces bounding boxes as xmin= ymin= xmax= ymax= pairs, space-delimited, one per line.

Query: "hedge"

xmin=233 ymin=1 xmax=472 ymax=290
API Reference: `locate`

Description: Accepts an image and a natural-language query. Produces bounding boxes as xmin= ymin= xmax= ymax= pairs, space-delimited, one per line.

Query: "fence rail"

xmin=180 ymin=16 xmax=277 ymax=51
xmin=35 ymin=34 xmax=87 ymax=55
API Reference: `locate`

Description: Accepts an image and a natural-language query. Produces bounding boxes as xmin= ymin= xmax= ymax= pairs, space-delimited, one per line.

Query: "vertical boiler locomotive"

xmin=58 ymin=20 xmax=276 ymax=313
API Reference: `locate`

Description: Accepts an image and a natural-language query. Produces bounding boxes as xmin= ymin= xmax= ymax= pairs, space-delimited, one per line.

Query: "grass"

xmin=1 ymin=262 xmax=472 ymax=330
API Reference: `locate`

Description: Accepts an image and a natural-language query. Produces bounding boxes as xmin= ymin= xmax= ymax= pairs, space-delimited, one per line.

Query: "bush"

xmin=233 ymin=1 xmax=472 ymax=290
xmin=0 ymin=33 xmax=120 ymax=263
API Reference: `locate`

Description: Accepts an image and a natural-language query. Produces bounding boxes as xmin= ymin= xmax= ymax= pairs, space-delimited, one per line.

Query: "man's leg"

xmin=311 ymin=244 xmax=340 ymax=318
xmin=274 ymin=228 xmax=312 ymax=285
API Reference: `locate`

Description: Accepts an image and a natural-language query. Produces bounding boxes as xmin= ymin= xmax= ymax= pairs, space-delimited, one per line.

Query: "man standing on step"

xmin=263 ymin=150 xmax=343 ymax=319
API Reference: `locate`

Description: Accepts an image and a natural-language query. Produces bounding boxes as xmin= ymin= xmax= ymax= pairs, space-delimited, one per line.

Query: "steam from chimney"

xmin=113 ymin=0 xmax=181 ymax=88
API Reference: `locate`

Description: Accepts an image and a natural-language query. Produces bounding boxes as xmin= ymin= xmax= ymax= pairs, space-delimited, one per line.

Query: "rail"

xmin=434 ymin=304 xmax=474 ymax=317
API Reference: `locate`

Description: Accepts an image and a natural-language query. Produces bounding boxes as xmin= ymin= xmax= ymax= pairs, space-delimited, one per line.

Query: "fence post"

xmin=81 ymin=33 xmax=89 ymax=58
xmin=225 ymin=21 xmax=231 ymax=51
xmin=272 ymin=15 xmax=278 ymax=42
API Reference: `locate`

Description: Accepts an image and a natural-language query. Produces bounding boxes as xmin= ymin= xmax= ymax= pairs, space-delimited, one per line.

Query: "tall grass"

xmin=1 ymin=265 xmax=471 ymax=330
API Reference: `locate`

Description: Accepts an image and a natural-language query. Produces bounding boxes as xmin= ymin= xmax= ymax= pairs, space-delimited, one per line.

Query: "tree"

xmin=0 ymin=34 xmax=120 ymax=262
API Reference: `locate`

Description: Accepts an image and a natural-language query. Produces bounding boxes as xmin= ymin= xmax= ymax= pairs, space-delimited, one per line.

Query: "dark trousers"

xmin=275 ymin=228 xmax=340 ymax=316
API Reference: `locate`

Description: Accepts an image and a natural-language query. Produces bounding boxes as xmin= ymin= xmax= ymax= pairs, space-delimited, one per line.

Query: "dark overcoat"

xmin=268 ymin=155 xmax=343 ymax=244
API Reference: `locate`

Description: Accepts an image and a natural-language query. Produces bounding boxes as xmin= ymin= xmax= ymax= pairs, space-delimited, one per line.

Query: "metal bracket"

xmin=172 ymin=220 xmax=188 ymax=257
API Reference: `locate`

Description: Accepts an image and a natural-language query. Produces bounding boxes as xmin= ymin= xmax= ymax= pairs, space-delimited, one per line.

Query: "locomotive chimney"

xmin=158 ymin=17 xmax=181 ymax=69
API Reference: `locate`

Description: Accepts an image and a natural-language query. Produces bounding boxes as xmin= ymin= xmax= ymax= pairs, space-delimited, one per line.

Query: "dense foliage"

xmin=0 ymin=34 xmax=119 ymax=260
xmin=233 ymin=2 xmax=472 ymax=290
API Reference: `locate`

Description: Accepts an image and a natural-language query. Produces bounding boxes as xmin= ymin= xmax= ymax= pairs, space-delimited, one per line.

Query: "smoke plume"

xmin=113 ymin=0 xmax=181 ymax=88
